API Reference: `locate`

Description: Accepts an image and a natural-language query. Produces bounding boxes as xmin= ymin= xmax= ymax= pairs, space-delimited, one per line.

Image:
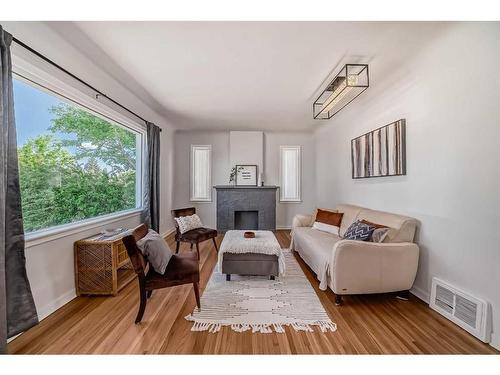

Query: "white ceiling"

xmin=47 ymin=22 xmax=449 ymax=131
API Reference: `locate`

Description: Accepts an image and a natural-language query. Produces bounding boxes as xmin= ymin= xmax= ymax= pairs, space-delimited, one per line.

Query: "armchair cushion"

xmin=178 ymin=227 xmax=217 ymax=242
xmin=145 ymin=252 xmax=199 ymax=289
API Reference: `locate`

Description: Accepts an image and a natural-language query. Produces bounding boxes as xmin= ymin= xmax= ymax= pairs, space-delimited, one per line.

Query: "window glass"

xmin=190 ymin=145 xmax=211 ymax=201
xmin=280 ymin=146 xmax=301 ymax=202
xmin=14 ymin=77 xmax=142 ymax=233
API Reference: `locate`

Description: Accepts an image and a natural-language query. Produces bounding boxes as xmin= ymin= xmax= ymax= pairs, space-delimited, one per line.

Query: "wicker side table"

xmin=74 ymin=232 xmax=135 ymax=296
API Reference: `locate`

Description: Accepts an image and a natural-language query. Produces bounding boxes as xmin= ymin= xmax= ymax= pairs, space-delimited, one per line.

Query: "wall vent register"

xmin=430 ymin=277 xmax=491 ymax=343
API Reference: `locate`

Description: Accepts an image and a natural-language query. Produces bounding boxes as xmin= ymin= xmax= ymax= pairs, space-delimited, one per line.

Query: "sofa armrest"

xmin=291 ymin=214 xmax=313 ymax=230
xmin=330 ymin=240 xmax=419 ymax=295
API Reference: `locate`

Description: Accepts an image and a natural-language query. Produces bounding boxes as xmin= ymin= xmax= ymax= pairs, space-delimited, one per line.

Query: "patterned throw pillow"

xmin=343 ymin=220 xmax=376 ymax=241
xmin=175 ymin=214 xmax=203 ymax=234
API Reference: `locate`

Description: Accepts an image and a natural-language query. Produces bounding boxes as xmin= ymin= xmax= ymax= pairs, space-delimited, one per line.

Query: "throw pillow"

xmin=343 ymin=220 xmax=376 ymax=241
xmin=312 ymin=221 xmax=340 ymax=235
xmin=316 ymin=209 xmax=344 ymax=227
xmin=371 ymin=227 xmax=390 ymax=243
xmin=311 ymin=207 xmax=337 ymax=225
xmin=136 ymin=230 xmax=173 ymax=274
xmin=175 ymin=214 xmax=203 ymax=234
xmin=360 ymin=219 xmax=388 ymax=229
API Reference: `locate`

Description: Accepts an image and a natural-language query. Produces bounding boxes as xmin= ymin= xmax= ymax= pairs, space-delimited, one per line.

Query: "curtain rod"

xmin=11 ymin=36 xmax=161 ymax=131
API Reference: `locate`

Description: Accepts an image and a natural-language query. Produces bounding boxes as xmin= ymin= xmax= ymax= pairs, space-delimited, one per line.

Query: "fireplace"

xmin=214 ymin=186 xmax=278 ymax=231
xmin=234 ymin=210 xmax=258 ymax=230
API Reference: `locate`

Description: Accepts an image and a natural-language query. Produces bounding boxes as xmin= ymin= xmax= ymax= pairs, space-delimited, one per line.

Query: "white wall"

xmin=229 ymin=131 xmax=263 ymax=176
xmin=314 ymin=23 xmax=500 ymax=349
xmin=173 ymin=130 xmax=316 ymax=229
xmin=2 ymin=22 xmax=176 ymax=323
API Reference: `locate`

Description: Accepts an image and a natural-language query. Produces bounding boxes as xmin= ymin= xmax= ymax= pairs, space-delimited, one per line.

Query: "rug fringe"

xmin=185 ymin=318 xmax=337 ymax=334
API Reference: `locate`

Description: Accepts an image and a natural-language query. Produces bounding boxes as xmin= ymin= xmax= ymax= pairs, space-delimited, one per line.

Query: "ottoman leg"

xmin=226 ymin=274 xmax=231 ymax=281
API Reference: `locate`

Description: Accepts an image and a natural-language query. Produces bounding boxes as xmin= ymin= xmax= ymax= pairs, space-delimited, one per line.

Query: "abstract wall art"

xmin=351 ymin=119 xmax=406 ymax=179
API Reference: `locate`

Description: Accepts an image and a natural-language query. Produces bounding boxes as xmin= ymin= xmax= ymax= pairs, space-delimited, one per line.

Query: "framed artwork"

xmin=351 ymin=119 xmax=406 ymax=179
xmin=235 ymin=165 xmax=258 ymax=186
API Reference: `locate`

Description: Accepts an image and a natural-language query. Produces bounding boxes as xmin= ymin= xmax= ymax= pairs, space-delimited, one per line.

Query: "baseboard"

xmin=8 ymin=288 xmax=79 ymax=343
xmin=276 ymin=226 xmax=291 ymax=231
xmin=490 ymin=333 xmax=500 ymax=350
xmin=410 ymin=285 xmax=430 ymax=304
xmin=37 ymin=288 xmax=77 ymax=322
xmin=161 ymin=227 xmax=176 ymax=238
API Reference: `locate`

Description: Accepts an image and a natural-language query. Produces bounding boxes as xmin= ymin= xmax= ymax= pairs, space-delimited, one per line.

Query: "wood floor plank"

xmin=8 ymin=231 xmax=498 ymax=355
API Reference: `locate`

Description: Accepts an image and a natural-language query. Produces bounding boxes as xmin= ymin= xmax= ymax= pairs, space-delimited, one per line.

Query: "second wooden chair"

xmin=171 ymin=207 xmax=218 ymax=260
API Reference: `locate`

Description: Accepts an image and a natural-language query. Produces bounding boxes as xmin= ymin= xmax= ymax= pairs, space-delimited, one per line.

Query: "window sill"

xmin=24 ymin=208 xmax=143 ymax=248
xmin=189 ymin=199 xmax=213 ymax=203
xmin=280 ymin=200 xmax=302 ymax=204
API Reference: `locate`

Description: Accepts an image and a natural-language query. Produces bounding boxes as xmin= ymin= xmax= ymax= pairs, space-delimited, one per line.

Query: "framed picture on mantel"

xmin=236 ymin=165 xmax=258 ymax=186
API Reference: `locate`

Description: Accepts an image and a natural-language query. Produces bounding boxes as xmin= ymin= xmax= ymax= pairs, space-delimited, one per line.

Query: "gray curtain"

xmin=142 ymin=122 xmax=161 ymax=233
xmin=1 ymin=26 xmax=38 ymax=354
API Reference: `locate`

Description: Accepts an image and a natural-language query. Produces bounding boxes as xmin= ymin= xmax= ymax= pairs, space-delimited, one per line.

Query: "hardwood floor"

xmin=9 ymin=230 xmax=497 ymax=354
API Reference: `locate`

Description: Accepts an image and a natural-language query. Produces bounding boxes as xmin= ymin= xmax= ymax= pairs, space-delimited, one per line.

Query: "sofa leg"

xmin=335 ymin=295 xmax=342 ymax=306
xmin=396 ymin=290 xmax=410 ymax=301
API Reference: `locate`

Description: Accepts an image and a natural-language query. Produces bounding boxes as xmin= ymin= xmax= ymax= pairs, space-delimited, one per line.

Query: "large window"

xmin=13 ymin=77 xmax=143 ymax=233
xmin=280 ymin=145 xmax=301 ymax=202
xmin=190 ymin=145 xmax=212 ymax=202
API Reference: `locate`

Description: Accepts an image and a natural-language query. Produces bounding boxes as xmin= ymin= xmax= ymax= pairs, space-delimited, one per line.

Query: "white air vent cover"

xmin=430 ymin=277 xmax=491 ymax=343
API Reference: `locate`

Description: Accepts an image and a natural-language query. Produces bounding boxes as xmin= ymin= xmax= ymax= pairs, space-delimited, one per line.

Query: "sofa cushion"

xmin=343 ymin=220 xmax=376 ymax=241
xmin=335 ymin=204 xmax=364 ymax=236
xmin=357 ymin=208 xmax=417 ymax=243
xmin=293 ymin=227 xmax=342 ymax=285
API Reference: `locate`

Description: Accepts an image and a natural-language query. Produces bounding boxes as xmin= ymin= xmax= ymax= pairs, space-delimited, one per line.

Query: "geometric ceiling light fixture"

xmin=313 ymin=64 xmax=369 ymax=119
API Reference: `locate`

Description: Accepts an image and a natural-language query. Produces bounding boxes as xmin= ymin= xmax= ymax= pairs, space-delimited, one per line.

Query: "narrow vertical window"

xmin=190 ymin=145 xmax=212 ymax=201
xmin=280 ymin=145 xmax=301 ymax=202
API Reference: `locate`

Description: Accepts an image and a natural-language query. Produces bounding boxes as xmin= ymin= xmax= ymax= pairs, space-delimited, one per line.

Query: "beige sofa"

xmin=291 ymin=204 xmax=419 ymax=304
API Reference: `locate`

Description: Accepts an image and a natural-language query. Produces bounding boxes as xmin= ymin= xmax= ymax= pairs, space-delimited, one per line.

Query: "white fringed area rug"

xmin=185 ymin=250 xmax=337 ymax=334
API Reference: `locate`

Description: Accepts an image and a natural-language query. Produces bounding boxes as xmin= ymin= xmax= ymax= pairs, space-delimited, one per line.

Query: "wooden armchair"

xmin=122 ymin=224 xmax=200 ymax=323
xmin=171 ymin=207 xmax=218 ymax=260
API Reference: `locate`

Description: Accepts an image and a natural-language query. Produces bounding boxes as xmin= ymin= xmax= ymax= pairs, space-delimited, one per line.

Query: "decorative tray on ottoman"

xmin=244 ymin=231 xmax=255 ymax=238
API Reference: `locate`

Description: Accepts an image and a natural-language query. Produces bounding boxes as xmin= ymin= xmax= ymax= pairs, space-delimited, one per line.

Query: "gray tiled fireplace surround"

xmin=214 ymin=186 xmax=278 ymax=232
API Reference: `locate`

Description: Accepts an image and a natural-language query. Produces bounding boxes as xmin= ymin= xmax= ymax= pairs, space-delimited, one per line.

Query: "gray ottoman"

xmin=218 ymin=230 xmax=283 ymax=281
xmin=222 ymin=252 xmax=279 ymax=281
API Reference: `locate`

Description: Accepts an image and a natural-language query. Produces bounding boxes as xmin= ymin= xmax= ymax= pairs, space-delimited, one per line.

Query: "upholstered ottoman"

xmin=217 ymin=230 xmax=285 ymax=281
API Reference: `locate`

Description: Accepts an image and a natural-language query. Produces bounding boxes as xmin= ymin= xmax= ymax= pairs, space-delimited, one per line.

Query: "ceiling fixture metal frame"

xmin=313 ymin=63 xmax=369 ymax=120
